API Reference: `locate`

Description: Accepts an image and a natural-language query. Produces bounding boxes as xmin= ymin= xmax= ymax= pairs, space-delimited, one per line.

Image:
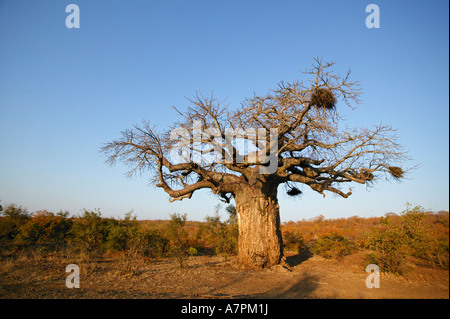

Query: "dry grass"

xmin=0 ymin=250 xmax=448 ymax=299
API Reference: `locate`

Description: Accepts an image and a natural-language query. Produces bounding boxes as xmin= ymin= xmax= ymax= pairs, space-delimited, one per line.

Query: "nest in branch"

xmin=388 ymin=166 xmax=404 ymax=179
xmin=287 ymin=187 xmax=302 ymax=197
xmin=310 ymin=87 xmax=336 ymax=110
xmin=362 ymin=169 xmax=374 ymax=181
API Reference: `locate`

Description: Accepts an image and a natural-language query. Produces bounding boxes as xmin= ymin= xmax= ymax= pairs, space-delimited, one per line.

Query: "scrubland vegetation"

xmin=0 ymin=202 xmax=448 ymax=276
xmin=283 ymin=204 xmax=449 ymax=274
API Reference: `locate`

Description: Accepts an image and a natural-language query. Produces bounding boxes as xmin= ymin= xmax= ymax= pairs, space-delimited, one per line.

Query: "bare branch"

xmin=102 ymin=58 xmax=409 ymax=202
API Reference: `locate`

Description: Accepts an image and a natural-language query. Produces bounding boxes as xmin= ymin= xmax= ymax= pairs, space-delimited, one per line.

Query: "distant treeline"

xmin=0 ymin=203 xmax=448 ymax=274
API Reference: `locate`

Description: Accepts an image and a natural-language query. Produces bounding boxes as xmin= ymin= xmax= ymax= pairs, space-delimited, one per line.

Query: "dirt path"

xmin=0 ymin=252 xmax=448 ymax=299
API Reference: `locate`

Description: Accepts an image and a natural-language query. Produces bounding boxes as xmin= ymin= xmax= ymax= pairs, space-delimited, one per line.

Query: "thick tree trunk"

xmin=234 ymin=186 xmax=283 ymax=268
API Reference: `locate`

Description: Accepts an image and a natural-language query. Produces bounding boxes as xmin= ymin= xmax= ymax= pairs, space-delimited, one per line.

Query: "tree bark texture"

xmin=234 ymin=186 xmax=283 ymax=268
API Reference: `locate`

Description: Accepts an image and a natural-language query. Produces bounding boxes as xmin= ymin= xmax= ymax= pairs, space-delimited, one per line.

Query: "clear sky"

xmin=0 ymin=0 xmax=448 ymax=221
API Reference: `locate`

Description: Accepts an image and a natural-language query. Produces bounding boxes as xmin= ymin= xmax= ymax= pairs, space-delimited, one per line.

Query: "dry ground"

xmin=0 ymin=251 xmax=448 ymax=299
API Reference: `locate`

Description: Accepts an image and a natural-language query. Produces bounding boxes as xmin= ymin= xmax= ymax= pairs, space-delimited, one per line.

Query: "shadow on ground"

xmin=237 ymin=274 xmax=320 ymax=299
xmin=285 ymin=250 xmax=313 ymax=267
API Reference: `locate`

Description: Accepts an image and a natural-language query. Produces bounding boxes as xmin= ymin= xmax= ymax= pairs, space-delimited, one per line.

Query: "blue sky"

xmin=0 ymin=0 xmax=448 ymax=221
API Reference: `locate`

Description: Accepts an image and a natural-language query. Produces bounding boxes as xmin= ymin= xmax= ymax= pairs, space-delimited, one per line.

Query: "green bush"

xmin=199 ymin=205 xmax=238 ymax=259
xmin=15 ymin=210 xmax=72 ymax=248
xmin=431 ymin=239 xmax=449 ymax=270
xmin=69 ymin=209 xmax=115 ymax=256
xmin=365 ymin=205 xmax=443 ymax=274
xmin=365 ymin=217 xmax=409 ymax=275
xmin=106 ymin=211 xmax=169 ymax=258
xmin=401 ymin=206 xmax=433 ymax=259
xmin=188 ymin=247 xmax=198 ymax=257
xmin=167 ymin=213 xmax=189 ymax=267
xmin=0 ymin=204 xmax=31 ymax=240
xmin=145 ymin=227 xmax=169 ymax=258
xmin=106 ymin=211 xmax=140 ymax=255
xmin=310 ymin=232 xmax=354 ymax=260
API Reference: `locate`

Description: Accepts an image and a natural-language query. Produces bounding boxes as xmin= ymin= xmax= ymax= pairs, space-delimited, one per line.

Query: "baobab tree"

xmin=102 ymin=58 xmax=408 ymax=268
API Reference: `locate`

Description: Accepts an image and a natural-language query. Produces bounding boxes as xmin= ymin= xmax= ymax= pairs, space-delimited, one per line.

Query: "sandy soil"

xmin=0 ymin=252 xmax=448 ymax=299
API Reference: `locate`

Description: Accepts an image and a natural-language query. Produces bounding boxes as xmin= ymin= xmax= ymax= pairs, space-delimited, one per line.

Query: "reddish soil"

xmin=0 ymin=251 xmax=448 ymax=299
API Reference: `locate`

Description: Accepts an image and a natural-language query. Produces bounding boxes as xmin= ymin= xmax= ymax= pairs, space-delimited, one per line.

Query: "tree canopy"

xmin=102 ymin=58 xmax=408 ymax=203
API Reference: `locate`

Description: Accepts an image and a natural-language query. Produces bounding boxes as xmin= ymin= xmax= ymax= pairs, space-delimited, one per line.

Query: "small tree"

xmin=167 ymin=213 xmax=189 ymax=268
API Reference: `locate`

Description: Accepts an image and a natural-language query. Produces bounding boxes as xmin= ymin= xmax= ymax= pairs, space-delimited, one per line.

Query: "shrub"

xmin=282 ymin=229 xmax=306 ymax=253
xmin=106 ymin=211 xmax=141 ymax=255
xmin=199 ymin=205 xmax=238 ymax=259
xmin=365 ymin=217 xmax=409 ymax=275
xmin=15 ymin=210 xmax=72 ymax=249
xmin=401 ymin=207 xmax=449 ymax=269
xmin=401 ymin=206 xmax=433 ymax=259
xmin=188 ymin=247 xmax=198 ymax=257
xmin=431 ymin=240 xmax=449 ymax=270
xmin=310 ymin=232 xmax=354 ymax=260
xmin=69 ymin=209 xmax=114 ymax=256
xmin=167 ymin=213 xmax=189 ymax=267
xmin=146 ymin=227 xmax=169 ymax=258
xmin=105 ymin=211 xmax=169 ymax=259
xmin=0 ymin=204 xmax=31 ymax=240
xmin=365 ymin=205 xmax=441 ymax=274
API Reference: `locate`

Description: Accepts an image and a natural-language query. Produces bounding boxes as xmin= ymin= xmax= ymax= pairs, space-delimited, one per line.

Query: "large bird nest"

xmin=388 ymin=166 xmax=404 ymax=180
xmin=309 ymin=87 xmax=337 ymax=110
